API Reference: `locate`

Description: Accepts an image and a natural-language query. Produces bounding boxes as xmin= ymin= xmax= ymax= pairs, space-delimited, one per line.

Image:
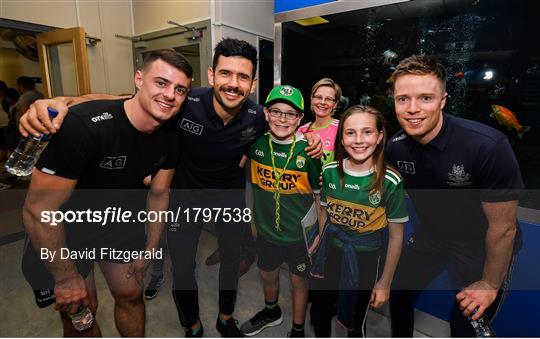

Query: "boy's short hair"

xmin=265 ymin=85 xmax=304 ymax=113
xmin=388 ymin=54 xmax=447 ymax=91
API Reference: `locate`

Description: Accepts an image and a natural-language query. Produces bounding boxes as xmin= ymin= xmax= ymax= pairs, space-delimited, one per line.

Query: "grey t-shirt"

xmin=13 ymin=89 xmax=44 ymax=124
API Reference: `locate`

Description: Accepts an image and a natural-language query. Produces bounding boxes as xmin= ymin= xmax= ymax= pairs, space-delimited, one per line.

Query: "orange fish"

xmin=490 ymin=105 xmax=530 ymax=138
xmin=455 ymin=71 xmax=465 ymax=79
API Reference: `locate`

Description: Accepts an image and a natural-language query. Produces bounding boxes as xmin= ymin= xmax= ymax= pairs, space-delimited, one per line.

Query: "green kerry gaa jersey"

xmin=321 ymin=159 xmax=409 ymax=250
xmin=249 ymin=132 xmax=321 ymax=245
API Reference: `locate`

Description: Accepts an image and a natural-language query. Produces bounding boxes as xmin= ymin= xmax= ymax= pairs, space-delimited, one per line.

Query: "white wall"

xmin=1 ymin=1 xmax=79 ymax=28
xmin=212 ymin=0 xmax=275 ymax=102
xmin=218 ymin=0 xmax=274 ymax=40
xmin=132 ymin=0 xmax=211 ymax=35
xmin=80 ymin=1 xmax=135 ymax=94
xmin=1 ymin=0 xmax=134 ymax=95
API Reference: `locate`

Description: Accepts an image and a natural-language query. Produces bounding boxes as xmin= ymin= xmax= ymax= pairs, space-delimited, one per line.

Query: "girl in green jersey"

xmin=310 ymin=106 xmax=408 ymax=337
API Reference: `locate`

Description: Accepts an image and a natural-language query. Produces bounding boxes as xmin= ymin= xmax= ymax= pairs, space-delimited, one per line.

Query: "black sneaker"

xmin=144 ymin=275 xmax=164 ymax=300
xmin=287 ymin=328 xmax=305 ymax=337
xmin=216 ymin=317 xmax=244 ymax=337
xmin=240 ymin=306 xmax=283 ymax=336
xmin=185 ymin=323 xmax=204 ymax=338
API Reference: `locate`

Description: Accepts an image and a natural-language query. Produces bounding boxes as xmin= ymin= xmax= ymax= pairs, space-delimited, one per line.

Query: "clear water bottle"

xmin=5 ymin=107 xmax=58 ymax=177
xmin=69 ymin=305 xmax=94 ymax=331
xmin=469 ymin=307 xmax=496 ymax=337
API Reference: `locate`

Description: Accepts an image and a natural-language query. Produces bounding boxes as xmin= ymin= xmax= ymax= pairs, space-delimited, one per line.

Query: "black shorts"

xmin=256 ymin=236 xmax=310 ymax=277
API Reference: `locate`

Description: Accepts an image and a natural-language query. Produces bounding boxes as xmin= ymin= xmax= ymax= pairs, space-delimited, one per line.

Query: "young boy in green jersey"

xmin=240 ymin=85 xmax=321 ymax=337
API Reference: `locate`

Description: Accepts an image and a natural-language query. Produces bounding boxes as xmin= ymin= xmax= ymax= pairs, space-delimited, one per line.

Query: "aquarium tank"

xmin=281 ymin=0 xmax=539 ymax=209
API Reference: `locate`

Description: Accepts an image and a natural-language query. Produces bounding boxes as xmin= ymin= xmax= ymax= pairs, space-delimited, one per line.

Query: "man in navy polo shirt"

xmin=386 ymin=55 xmax=523 ymax=337
xmin=165 ymin=38 xmax=268 ymax=337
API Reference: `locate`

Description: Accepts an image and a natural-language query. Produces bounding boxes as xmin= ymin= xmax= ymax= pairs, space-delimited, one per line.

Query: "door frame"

xmin=37 ymin=27 xmax=91 ymax=97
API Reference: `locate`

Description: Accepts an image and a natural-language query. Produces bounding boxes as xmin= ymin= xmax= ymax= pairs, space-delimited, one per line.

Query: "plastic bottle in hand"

xmin=468 ymin=307 xmax=496 ymax=337
xmin=5 ymin=108 xmax=58 ymax=177
xmin=69 ymin=305 xmax=94 ymax=331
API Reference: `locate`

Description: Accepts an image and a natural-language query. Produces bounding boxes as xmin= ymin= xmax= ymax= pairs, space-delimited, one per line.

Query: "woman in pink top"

xmin=297 ymin=78 xmax=342 ymax=166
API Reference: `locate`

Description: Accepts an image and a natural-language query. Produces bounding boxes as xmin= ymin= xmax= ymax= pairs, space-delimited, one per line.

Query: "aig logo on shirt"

xmin=100 ymin=156 xmax=127 ymax=170
xmin=397 ymin=161 xmax=415 ymax=174
xmin=180 ymin=118 xmax=203 ymax=135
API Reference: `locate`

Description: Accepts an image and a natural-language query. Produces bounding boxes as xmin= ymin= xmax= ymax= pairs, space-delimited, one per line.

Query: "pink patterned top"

xmin=297 ymin=118 xmax=339 ymax=166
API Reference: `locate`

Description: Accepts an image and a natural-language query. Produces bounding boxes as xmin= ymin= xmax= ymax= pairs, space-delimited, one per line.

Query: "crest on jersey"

xmin=369 ymin=189 xmax=382 ymax=205
xmin=240 ymin=126 xmax=257 ymax=141
xmin=447 ymin=164 xmax=472 ymax=186
xmin=296 ymin=155 xmax=305 ymax=168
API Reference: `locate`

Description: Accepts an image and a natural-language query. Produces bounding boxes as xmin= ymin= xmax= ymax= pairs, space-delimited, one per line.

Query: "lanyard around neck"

xmin=268 ymin=134 xmax=297 ymax=231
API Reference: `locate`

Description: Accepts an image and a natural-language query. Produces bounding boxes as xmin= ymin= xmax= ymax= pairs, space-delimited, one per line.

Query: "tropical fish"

xmin=490 ymin=105 xmax=530 ymax=138
xmin=359 ymin=94 xmax=371 ymax=106
xmin=454 ymin=71 xmax=465 ymax=79
xmin=382 ymin=49 xmax=398 ymax=64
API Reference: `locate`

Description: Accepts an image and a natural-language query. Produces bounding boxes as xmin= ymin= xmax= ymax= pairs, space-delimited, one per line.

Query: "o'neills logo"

xmin=392 ymin=133 xmax=406 ymax=142
xmin=91 ymin=112 xmax=113 ymax=122
xmin=345 ymin=183 xmax=361 ymax=190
